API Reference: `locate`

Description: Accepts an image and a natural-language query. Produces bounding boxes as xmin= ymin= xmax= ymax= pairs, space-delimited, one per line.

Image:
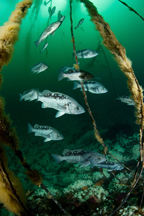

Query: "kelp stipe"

xmin=0 ymin=1 xmax=33 ymax=215
xmin=0 ymin=1 xmax=69 ymax=215
xmin=70 ymin=0 xmax=128 ymax=173
xmin=79 ymin=0 xmax=144 ymax=214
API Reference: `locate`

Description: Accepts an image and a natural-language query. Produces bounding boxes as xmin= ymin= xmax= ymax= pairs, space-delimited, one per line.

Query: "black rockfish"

xmin=52 ymin=149 xmax=106 ymax=167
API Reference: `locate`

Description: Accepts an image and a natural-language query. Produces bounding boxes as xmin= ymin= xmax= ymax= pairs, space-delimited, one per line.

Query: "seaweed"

xmin=0 ymin=0 xmax=69 ymax=215
xmin=78 ymin=0 xmax=144 ymax=214
xmin=118 ymin=0 xmax=144 ymax=21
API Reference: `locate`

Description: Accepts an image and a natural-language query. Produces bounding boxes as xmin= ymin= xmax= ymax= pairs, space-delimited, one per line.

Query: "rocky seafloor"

xmin=0 ymin=127 xmax=144 ymax=216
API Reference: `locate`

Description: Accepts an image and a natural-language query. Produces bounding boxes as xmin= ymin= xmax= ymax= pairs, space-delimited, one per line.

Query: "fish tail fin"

xmin=73 ymin=81 xmax=80 ymax=90
xmin=28 ymin=123 xmax=33 ymax=133
xmin=19 ymin=93 xmax=23 ymax=101
xmin=34 ymin=40 xmax=39 ymax=47
xmin=51 ymin=154 xmax=63 ymax=163
xmin=58 ymin=70 xmax=64 ymax=81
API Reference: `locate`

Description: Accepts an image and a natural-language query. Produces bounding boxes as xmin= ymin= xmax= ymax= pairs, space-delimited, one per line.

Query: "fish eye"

xmin=99 ymin=157 xmax=101 ymax=160
xmin=77 ymin=106 xmax=80 ymax=110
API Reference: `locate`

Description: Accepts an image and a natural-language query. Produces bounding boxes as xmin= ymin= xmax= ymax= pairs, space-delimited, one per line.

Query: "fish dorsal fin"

xmin=55 ymin=111 xmax=65 ymax=118
xmin=34 ymin=124 xmax=40 ymax=129
xmin=62 ymin=149 xmax=70 ymax=155
xmin=42 ymin=90 xmax=51 ymax=95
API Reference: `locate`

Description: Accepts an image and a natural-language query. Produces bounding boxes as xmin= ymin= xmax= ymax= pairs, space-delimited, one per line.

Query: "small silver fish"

xmin=76 ymin=49 xmax=98 ymax=59
xmin=58 ymin=69 xmax=94 ymax=81
xmin=59 ymin=15 xmax=65 ymax=22
xmin=52 ymin=149 xmax=106 ymax=167
xmin=28 ymin=123 xmax=64 ymax=142
xmin=91 ymin=161 xmax=124 ymax=171
xmin=37 ymin=89 xmax=85 ymax=118
xmin=19 ymin=89 xmax=39 ymax=101
xmin=40 ymin=43 xmax=48 ymax=53
xmin=31 ymin=63 xmax=48 ymax=74
xmin=35 ymin=18 xmax=65 ymax=47
xmin=116 ymin=96 xmax=135 ymax=106
xmin=75 ymin=18 xmax=84 ymax=29
xmin=73 ymin=81 xmax=108 ymax=94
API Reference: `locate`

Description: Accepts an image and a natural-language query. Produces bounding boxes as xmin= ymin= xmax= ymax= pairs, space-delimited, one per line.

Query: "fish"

xmin=75 ymin=18 xmax=84 ymax=29
xmin=31 ymin=63 xmax=48 ymax=74
xmin=116 ymin=96 xmax=135 ymax=106
xmin=37 ymin=89 xmax=85 ymax=118
xmin=73 ymin=81 xmax=108 ymax=94
xmin=52 ymin=149 xmax=106 ymax=167
xmin=58 ymin=69 xmax=94 ymax=81
xmin=19 ymin=89 xmax=39 ymax=101
xmin=76 ymin=49 xmax=98 ymax=59
xmin=28 ymin=123 xmax=64 ymax=142
xmin=59 ymin=15 xmax=65 ymax=22
xmin=40 ymin=43 xmax=48 ymax=53
xmin=34 ymin=18 xmax=65 ymax=47
xmin=91 ymin=161 xmax=124 ymax=171
xmin=58 ymin=10 xmax=63 ymax=21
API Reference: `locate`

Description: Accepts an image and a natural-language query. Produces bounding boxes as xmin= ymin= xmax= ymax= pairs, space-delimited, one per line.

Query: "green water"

xmin=1 ymin=0 xmax=144 ymax=135
xmin=0 ymin=0 xmax=144 ymax=215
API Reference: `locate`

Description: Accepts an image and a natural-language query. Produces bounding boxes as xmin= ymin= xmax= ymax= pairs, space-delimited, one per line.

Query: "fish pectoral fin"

xmin=57 ymin=104 xmax=67 ymax=109
xmin=41 ymin=103 xmax=49 ymax=108
xmin=55 ymin=111 xmax=65 ymax=118
xmin=44 ymin=137 xmax=51 ymax=142
xmin=35 ymin=133 xmax=42 ymax=137
xmin=51 ymin=31 xmax=55 ymax=36
xmin=79 ymin=161 xmax=90 ymax=168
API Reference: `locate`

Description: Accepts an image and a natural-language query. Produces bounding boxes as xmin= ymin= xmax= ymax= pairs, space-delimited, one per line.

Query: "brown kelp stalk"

xmin=0 ymin=1 xmax=33 ymax=215
xmin=118 ymin=0 xmax=144 ymax=21
xmin=79 ymin=0 xmax=144 ymax=213
xmin=69 ymin=0 xmax=129 ymax=172
xmin=0 ymin=145 xmax=30 ymax=216
xmin=69 ymin=0 xmax=108 ymax=155
xmin=0 ymin=1 xmax=69 ymax=215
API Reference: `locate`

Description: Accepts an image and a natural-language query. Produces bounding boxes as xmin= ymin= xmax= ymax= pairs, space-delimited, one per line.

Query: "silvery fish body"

xmin=116 ymin=96 xmax=135 ymax=106
xmin=40 ymin=43 xmax=48 ymax=53
xmin=37 ymin=90 xmax=85 ymax=118
xmin=35 ymin=20 xmax=63 ymax=47
xmin=58 ymin=69 xmax=94 ymax=81
xmin=31 ymin=63 xmax=48 ymax=74
xmin=75 ymin=18 xmax=84 ymax=29
xmin=76 ymin=49 xmax=98 ymax=59
xmin=91 ymin=161 xmax=124 ymax=171
xmin=19 ymin=89 xmax=39 ymax=101
xmin=73 ymin=81 xmax=108 ymax=94
xmin=28 ymin=123 xmax=64 ymax=142
xmin=52 ymin=149 xmax=106 ymax=167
